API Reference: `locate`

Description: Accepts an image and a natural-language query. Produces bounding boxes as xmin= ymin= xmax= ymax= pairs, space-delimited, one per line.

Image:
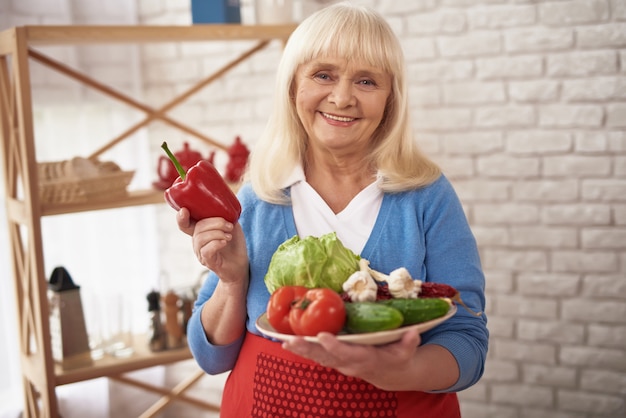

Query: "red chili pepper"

xmin=419 ymin=282 xmax=458 ymax=298
xmin=161 ymin=142 xmax=241 ymax=223
xmin=419 ymin=282 xmax=482 ymax=316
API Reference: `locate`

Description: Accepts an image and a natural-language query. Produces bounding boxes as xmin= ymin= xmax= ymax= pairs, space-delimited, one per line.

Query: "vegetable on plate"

xmin=344 ymin=302 xmax=404 ymax=333
xmin=260 ymin=233 xmax=478 ymax=339
xmin=360 ymin=261 xmax=482 ymax=317
xmin=266 ymin=286 xmax=346 ymax=336
xmin=264 ymin=232 xmax=360 ymax=294
xmin=378 ymin=297 xmax=452 ymax=326
xmin=266 ymin=285 xmax=308 ymax=334
xmin=342 ymin=258 xmax=378 ymax=302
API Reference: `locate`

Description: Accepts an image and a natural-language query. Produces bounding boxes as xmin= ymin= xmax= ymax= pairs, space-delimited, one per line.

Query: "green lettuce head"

xmin=264 ymin=232 xmax=360 ymax=293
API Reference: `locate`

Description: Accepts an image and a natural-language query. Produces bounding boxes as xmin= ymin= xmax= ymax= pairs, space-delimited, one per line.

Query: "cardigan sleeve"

xmin=186 ymin=271 xmax=245 ymax=375
xmin=420 ymin=176 xmax=489 ymax=392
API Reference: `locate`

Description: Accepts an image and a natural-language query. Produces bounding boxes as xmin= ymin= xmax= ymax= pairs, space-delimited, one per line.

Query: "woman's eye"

xmin=313 ymin=72 xmax=332 ymax=82
xmin=358 ymin=79 xmax=377 ymax=88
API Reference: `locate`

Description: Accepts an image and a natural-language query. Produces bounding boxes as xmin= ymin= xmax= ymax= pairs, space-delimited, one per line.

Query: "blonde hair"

xmin=247 ymin=2 xmax=440 ymax=204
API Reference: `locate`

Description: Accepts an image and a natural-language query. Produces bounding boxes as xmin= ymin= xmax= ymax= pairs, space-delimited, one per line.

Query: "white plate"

xmin=255 ymin=304 xmax=457 ymax=346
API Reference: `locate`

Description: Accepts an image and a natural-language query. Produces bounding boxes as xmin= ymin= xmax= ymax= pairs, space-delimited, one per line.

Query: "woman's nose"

xmin=328 ymin=80 xmax=355 ymax=108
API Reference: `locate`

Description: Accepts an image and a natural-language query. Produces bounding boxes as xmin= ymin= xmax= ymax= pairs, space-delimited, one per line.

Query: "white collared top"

xmin=285 ymin=166 xmax=383 ymax=255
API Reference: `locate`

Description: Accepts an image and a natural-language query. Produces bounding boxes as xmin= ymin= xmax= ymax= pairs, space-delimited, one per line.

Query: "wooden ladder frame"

xmin=0 ymin=24 xmax=295 ymax=418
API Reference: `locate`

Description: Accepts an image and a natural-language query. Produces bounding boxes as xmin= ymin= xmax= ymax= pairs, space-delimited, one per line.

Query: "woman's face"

xmin=293 ymin=56 xmax=392 ymax=158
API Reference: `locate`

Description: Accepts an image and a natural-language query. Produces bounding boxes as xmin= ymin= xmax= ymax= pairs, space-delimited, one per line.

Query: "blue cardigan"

xmin=187 ymin=174 xmax=489 ymax=392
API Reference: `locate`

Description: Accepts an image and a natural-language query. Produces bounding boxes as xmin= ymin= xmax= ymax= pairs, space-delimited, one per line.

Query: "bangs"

xmin=289 ymin=5 xmax=402 ymax=75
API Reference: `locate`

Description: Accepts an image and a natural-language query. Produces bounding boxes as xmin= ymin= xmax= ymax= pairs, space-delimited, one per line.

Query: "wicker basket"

xmin=38 ymin=158 xmax=135 ymax=204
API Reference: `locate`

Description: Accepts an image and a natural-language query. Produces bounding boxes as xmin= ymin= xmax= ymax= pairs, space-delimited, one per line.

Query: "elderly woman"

xmin=178 ymin=3 xmax=488 ymax=417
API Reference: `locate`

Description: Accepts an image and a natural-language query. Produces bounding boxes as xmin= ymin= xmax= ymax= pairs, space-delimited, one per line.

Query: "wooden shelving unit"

xmin=0 ymin=23 xmax=296 ymax=418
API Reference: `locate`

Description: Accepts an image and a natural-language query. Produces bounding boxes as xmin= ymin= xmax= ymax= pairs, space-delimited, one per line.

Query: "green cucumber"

xmin=344 ymin=302 xmax=404 ymax=333
xmin=379 ymin=298 xmax=451 ymax=326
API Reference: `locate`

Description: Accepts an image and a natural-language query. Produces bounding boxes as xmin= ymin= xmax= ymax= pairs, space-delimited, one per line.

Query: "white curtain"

xmin=0 ymin=0 xmax=162 ymax=416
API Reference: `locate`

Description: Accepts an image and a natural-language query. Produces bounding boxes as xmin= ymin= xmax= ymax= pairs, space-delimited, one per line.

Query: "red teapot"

xmin=225 ymin=136 xmax=250 ymax=183
xmin=154 ymin=142 xmax=205 ymax=190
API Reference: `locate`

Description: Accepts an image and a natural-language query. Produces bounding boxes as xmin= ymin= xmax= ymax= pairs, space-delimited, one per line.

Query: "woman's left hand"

xmin=282 ymin=328 xmax=427 ymax=391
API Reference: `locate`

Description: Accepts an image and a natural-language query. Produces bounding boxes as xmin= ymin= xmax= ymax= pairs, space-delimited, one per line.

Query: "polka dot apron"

xmin=219 ymin=332 xmax=460 ymax=417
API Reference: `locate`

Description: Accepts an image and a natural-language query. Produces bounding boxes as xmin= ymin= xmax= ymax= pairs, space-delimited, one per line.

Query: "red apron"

xmin=220 ymin=332 xmax=460 ymax=417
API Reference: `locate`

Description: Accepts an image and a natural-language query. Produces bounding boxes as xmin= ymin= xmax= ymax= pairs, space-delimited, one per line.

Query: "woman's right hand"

xmin=176 ymin=207 xmax=196 ymax=236
xmin=177 ymin=209 xmax=249 ymax=285
xmin=177 ymin=208 xmax=249 ymax=345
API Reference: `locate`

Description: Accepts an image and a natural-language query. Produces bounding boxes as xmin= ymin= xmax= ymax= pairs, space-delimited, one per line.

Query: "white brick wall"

xmin=1 ymin=0 xmax=625 ymax=417
xmin=372 ymin=1 xmax=624 ymax=417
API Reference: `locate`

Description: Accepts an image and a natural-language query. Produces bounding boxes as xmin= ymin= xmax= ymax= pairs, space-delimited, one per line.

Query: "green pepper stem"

xmin=161 ymin=141 xmax=186 ymax=180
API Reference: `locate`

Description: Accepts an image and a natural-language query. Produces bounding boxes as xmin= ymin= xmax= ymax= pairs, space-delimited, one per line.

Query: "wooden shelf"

xmin=40 ymin=183 xmax=240 ymax=216
xmin=55 ymin=337 xmax=192 ymax=386
xmin=7 ymin=24 xmax=297 ymax=45
xmin=41 ymin=189 xmax=166 ymax=216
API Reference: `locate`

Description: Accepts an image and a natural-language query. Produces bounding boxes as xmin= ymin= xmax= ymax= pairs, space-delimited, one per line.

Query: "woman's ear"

xmin=289 ymin=80 xmax=296 ymax=101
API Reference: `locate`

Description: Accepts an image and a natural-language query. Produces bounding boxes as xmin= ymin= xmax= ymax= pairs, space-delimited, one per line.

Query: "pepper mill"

xmin=48 ymin=266 xmax=93 ymax=369
xmin=180 ymin=296 xmax=193 ymax=337
xmin=146 ymin=290 xmax=167 ymax=352
xmin=162 ymin=291 xmax=184 ymax=349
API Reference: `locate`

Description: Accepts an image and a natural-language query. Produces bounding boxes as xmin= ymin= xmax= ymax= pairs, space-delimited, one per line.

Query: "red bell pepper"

xmin=161 ymin=142 xmax=241 ymax=223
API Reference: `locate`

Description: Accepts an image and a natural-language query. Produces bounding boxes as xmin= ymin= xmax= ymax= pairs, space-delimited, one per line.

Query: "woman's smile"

xmin=319 ymin=111 xmax=361 ymax=129
xmin=321 ymin=112 xmax=358 ymax=124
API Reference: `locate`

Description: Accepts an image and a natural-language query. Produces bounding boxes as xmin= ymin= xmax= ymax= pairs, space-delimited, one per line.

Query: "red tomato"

xmin=289 ymin=288 xmax=346 ymax=336
xmin=266 ymin=285 xmax=308 ymax=334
